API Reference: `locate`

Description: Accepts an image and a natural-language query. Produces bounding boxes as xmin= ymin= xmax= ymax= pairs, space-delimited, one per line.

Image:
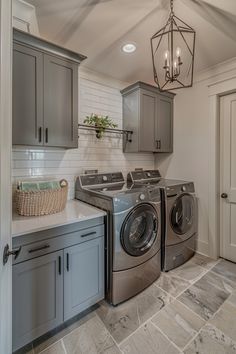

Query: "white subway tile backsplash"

xmin=12 ymin=73 xmax=154 ymax=199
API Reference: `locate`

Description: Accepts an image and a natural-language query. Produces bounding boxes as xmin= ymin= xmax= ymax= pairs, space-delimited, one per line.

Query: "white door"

xmin=0 ymin=0 xmax=12 ymax=353
xmin=220 ymin=93 xmax=236 ymax=262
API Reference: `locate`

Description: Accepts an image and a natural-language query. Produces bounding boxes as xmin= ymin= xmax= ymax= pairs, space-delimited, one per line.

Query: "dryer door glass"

xmin=171 ymin=194 xmax=195 ymax=235
xmin=121 ymin=203 xmax=158 ymax=256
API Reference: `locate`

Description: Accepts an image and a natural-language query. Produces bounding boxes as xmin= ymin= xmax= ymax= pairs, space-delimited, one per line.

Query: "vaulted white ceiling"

xmin=27 ymin=0 xmax=236 ymax=83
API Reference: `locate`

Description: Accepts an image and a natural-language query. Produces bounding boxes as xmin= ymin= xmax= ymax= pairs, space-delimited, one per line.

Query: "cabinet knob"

xmin=3 ymin=244 xmax=21 ymax=265
xmin=221 ymin=193 xmax=228 ymax=199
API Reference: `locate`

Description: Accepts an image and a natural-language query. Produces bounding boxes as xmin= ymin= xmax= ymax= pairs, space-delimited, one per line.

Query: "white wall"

xmin=12 ymin=69 xmax=155 ymax=199
xmin=155 ymin=57 xmax=236 ymax=257
xmin=12 ymin=0 xmax=39 ymax=35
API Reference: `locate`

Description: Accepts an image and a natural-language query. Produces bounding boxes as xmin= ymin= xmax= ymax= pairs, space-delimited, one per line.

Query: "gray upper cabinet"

xmin=13 ymin=44 xmax=43 ymax=146
xmin=44 ymin=55 xmax=78 ymax=148
xmin=156 ymin=94 xmax=173 ymax=152
xmin=64 ymin=237 xmax=104 ymax=321
xmin=121 ymin=81 xmax=175 ymax=153
xmin=12 ymin=251 xmax=63 ymax=352
xmin=140 ymin=89 xmax=157 ymax=152
xmin=12 ymin=28 xmax=86 ymax=149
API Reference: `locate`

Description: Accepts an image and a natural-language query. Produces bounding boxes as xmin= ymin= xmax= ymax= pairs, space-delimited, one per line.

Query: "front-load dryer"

xmin=126 ymin=170 xmax=198 ymax=272
xmin=161 ymin=180 xmax=198 ymax=271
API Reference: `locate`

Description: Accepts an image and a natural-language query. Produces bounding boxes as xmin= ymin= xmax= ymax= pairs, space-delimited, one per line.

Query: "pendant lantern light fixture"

xmin=151 ymin=0 xmax=196 ymax=91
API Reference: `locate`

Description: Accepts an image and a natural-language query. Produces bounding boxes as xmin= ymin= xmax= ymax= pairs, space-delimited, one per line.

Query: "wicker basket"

xmin=15 ymin=179 xmax=68 ymax=216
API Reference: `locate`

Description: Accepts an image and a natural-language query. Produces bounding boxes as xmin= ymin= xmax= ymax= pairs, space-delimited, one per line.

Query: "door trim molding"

xmin=208 ymin=79 xmax=236 ymax=259
xmin=0 ymin=0 xmax=12 ymax=353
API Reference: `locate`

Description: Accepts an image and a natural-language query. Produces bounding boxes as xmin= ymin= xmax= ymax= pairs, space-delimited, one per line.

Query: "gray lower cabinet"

xmin=13 ymin=251 xmax=63 ymax=351
xmin=12 ymin=28 xmax=86 ymax=149
xmin=64 ymin=237 xmax=104 ymax=321
xmin=121 ymin=81 xmax=174 ymax=153
xmin=12 ymin=219 xmax=105 ymax=352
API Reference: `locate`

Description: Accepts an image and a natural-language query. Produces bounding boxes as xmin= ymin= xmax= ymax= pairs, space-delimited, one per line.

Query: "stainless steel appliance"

xmin=127 ymin=170 xmax=198 ymax=271
xmin=75 ymin=172 xmax=161 ymax=305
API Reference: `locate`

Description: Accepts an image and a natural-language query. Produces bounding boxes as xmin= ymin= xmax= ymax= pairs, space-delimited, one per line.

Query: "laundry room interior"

xmin=1 ymin=0 xmax=236 ymax=353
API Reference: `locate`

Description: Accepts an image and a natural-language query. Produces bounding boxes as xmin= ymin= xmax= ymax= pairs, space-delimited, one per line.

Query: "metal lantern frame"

xmin=151 ymin=0 xmax=196 ymax=91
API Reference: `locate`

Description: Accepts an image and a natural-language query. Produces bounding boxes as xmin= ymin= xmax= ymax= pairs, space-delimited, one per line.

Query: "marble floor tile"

xmin=34 ymin=312 xmax=97 ymax=353
xmin=227 ymin=290 xmax=236 ymax=307
xmin=178 ymin=270 xmax=236 ymax=320
xmin=155 ymin=273 xmax=191 ymax=297
xmin=39 ymin=340 xmax=65 ymax=354
xmin=211 ymin=259 xmax=236 ymax=283
xmin=209 ymin=301 xmax=236 ymax=342
xmin=120 ymin=322 xmax=180 ymax=354
xmin=96 ymin=284 xmax=172 ymax=344
xmin=96 ymin=298 xmax=139 ymax=344
xmin=184 ymin=324 xmax=236 ymax=354
xmin=152 ymin=300 xmax=205 ymax=349
xmin=135 ymin=284 xmax=173 ymax=323
xmin=63 ymin=315 xmax=120 ymax=354
xmin=170 ymin=260 xmax=206 ymax=282
xmin=191 ymin=253 xmax=218 ymax=269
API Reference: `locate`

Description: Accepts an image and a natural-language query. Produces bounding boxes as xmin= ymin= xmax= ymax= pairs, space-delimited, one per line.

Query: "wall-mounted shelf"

xmin=78 ymin=124 xmax=133 ymax=142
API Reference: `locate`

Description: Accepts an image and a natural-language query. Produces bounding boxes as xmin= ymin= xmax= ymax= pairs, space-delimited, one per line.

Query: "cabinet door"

xmin=13 ymin=44 xmax=43 ymax=145
xmin=44 ymin=55 xmax=78 ymax=148
xmin=64 ymin=238 xmax=104 ymax=321
xmin=139 ymin=89 xmax=157 ymax=152
xmin=156 ymin=95 xmax=173 ymax=153
xmin=12 ymin=251 xmax=63 ymax=351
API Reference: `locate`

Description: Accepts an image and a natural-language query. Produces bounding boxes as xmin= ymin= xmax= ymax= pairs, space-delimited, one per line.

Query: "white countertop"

xmin=12 ymin=200 xmax=106 ymax=237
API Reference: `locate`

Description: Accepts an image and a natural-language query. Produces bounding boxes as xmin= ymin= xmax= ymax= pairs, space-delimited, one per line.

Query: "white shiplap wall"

xmin=12 ymin=69 xmax=155 ymax=199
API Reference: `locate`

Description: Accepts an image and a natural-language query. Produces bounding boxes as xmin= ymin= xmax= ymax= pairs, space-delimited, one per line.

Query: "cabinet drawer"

xmin=13 ymin=224 xmax=104 ymax=264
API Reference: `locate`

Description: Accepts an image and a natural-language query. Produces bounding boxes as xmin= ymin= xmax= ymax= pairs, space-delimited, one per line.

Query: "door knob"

xmin=3 ymin=244 xmax=21 ymax=265
xmin=221 ymin=193 xmax=228 ymax=199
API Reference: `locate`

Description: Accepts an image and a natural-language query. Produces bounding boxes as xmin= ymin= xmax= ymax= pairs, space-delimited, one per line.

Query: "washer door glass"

xmin=121 ymin=203 xmax=158 ymax=257
xmin=171 ymin=194 xmax=195 ymax=235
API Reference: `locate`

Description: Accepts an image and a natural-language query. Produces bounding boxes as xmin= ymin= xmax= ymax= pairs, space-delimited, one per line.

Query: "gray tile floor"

xmin=28 ymin=254 xmax=236 ymax=354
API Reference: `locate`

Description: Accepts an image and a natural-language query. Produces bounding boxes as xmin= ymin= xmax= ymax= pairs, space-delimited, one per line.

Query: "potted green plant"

xmin=84 ymin=114 xmax=118 ymax=139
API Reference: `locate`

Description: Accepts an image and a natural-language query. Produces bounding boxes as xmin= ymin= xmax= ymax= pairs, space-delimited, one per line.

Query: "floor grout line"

xmin=150 ymin=320 xmax=183 ymax=353
xmin=38 ymin=339 xmax=64 ymax=354
xmin=61 ymin=339 xmax=68 ymax=354
xmin=174 ymin=297 xmax=207 ymax=323
xmin=94 ymin=312 xmax=121 ymax=350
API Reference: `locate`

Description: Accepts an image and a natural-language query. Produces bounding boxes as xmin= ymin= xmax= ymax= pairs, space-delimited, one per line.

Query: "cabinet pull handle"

xmin=81 ymin=231 xmax=96 ymax=238
xmin=38 ymin=127 xmax=42 ymax=143
xmin=28 ymin=244 xmax=50 ymax=253
xmin=45 ymin=128 xmax=48 ymax=143
xmin=59 ymin=256 xmax=62 ymax=275
xmin=66 ymin=253 xmax=69 ymax=271
xmin=156 ymin=140 xmax=161 ymax=150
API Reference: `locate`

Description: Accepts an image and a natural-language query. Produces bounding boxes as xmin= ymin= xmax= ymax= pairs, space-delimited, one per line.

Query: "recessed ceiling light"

xmin=122 ymin=43 xmax=137 ymax=53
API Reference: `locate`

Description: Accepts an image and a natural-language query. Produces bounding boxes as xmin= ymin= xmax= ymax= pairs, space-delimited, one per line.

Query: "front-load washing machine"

xmin=75 ymin=171 xmax=162 ymax=305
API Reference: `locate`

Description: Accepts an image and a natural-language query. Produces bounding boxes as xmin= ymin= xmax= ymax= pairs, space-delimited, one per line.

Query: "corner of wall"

xmin=12 ymin=0 xmax=39 ymax=35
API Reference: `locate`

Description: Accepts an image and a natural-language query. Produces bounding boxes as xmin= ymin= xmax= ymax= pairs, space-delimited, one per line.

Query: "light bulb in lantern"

xmin=174 ymin=60 xmax=178 ymax=75
xmin=176 ymin=47 xmax=181 ymax=58
xmin=164 ymin=50 xmax=169 ymax=68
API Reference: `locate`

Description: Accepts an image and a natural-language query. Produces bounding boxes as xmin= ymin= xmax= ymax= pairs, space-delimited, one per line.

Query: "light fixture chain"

xmin=170 ymin=0 xmax=174 ymax=14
